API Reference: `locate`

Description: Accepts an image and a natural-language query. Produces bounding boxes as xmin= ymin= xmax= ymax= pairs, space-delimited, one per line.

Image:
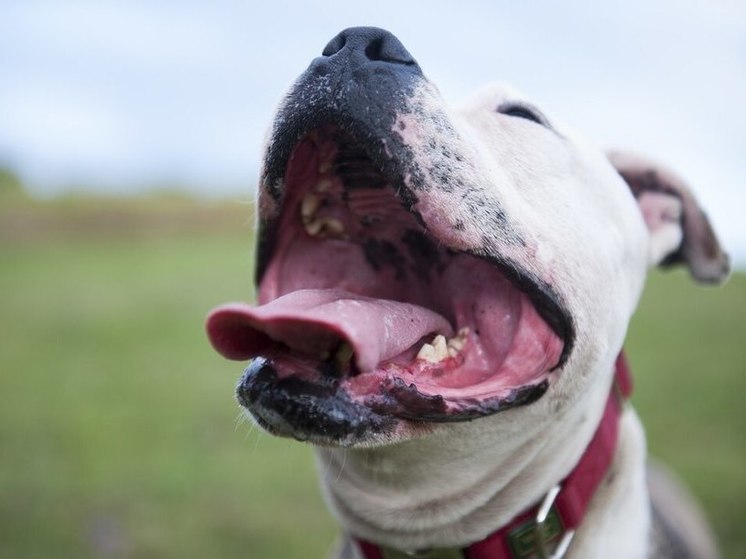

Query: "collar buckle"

xmin=534 ymin=485 xmax=574 ymax=559
xmin=507 ymin=484 xmax=575 ymax=559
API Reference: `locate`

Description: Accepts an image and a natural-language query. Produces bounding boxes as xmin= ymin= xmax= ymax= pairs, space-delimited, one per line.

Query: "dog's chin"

xmin=236 ymin=356 xmax=549 ymax=447
xmin=237 ymin=358 xmax=400 ymax=447
xmin=207 ymin=125 xmax=571 ymax=447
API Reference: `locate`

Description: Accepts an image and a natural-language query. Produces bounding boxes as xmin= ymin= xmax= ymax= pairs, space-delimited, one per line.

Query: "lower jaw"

xmin=237 ymin=358 xmax=397 ymax=446
xmin=238 ymin=357 xmax=550 ymax=445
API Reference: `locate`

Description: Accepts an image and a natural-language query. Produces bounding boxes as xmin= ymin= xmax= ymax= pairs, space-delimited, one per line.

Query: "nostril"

xmin=322 ymin=34 xmax=346 ymax=57
xmin=366 ymin=34 xmax=415 ymax=65
xmin=364 ymin=37 xmax=384 ymax=61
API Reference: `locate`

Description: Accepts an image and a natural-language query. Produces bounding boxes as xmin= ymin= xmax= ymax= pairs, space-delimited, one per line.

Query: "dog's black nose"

xmin=321 ymin=27 xmax=416 ymax=67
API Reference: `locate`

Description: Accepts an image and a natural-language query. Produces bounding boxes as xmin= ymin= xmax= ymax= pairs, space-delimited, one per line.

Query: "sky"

xmin=0 ymin=0 xmax=744 ymax=263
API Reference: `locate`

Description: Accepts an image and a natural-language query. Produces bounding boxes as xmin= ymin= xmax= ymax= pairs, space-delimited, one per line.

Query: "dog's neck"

xmin=315 ymin=359 xmax=618 ymax=552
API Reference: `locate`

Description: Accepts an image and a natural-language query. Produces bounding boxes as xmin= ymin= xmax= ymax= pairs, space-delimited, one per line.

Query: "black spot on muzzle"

xmin=237 ymin=358 xmax=395 ymax=444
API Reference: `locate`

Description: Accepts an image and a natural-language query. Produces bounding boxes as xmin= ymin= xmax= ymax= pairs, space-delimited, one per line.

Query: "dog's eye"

xmin=497 ymin=103 xmax=547 ymax=127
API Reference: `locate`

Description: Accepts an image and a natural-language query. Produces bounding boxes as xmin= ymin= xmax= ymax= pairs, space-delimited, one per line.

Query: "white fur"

xmin=313 ymin=82 xmax=660 ymax=558
xmin=254 ymin=75 xmax=725 ymax=557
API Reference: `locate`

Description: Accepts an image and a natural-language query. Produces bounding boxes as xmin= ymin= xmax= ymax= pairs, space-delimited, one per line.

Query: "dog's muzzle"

xmin=206 ymin=28 xmax=573 ymax=445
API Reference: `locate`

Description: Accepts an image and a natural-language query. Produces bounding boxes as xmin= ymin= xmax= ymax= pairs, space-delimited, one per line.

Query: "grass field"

xmin=1 ymin=193 xmax=744 ymax=558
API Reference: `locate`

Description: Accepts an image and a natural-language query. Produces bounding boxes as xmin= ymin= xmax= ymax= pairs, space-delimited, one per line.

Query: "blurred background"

xmin=1 ymin=1 xmax=744 ymax=557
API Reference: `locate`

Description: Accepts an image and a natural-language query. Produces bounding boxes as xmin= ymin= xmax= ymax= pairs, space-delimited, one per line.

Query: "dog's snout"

xmin=322 ymin=27 xmax=416 ymax=67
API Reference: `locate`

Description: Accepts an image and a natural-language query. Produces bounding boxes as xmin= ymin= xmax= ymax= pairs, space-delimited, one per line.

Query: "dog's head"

xmin=207 ymin=28 xmax=729 ymax=447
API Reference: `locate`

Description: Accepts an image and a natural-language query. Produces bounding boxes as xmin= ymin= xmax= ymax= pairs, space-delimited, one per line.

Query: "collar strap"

xmin=356 ymin=352 xmax=633 ymax=559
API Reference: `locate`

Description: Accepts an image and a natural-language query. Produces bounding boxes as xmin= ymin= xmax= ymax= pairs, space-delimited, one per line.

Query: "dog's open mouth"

xmin=207 ymin=126 xmax=568 ymax=435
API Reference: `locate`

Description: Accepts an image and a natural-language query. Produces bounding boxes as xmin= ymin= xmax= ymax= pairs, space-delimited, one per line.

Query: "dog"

xmin=206 ymin=27 xmax=729 ymax=558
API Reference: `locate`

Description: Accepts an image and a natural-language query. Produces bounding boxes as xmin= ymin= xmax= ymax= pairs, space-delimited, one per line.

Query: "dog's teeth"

xmin=416 ymin=343 xmax=437 ymax=363
xmin=304 ymin=217 xmax=345 ymax=238
xmin=417 ymin=335 xmax=450 ymax=363
xmin=448 ymin=338 xmax=464 ymax=351
xmin=321 ymin=217 xmax=345 ymax=236
xmin=446 ymin=328 xmax=469 ymax=355
xmin=304 ymin=219 xmax=323 ymax=236
xmin=301 ymin=192 xmax=321 ymax=220
xmin=432 ymin=335 xmax=448 ymax=360
xmin=417 ymin=330 xmax=469 ymax=364
xmin=447 ymin=337 xmax=465 ymax=351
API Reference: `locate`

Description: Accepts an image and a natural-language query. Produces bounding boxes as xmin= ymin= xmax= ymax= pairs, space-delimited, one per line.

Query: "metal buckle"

xmin=534 ymin=485 xmax=575 ymax=559
xmin=506 ymin=484 xmax=575 ymax=558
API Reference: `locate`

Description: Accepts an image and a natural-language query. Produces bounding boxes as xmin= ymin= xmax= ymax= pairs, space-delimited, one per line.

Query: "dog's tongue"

xmin=206 ymin=289 xmax=453 ymax=372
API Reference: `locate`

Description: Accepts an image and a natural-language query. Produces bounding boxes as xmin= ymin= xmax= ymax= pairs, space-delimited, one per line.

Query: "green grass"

xmin=626 ymin=267 xmax=746 ymax=558
xmin=0 ymin=196 xmax=744 ymax=558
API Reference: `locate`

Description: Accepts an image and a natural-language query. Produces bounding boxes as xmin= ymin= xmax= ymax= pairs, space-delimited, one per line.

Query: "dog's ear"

xmin=607 ymin=150 xmax=730 ymax=284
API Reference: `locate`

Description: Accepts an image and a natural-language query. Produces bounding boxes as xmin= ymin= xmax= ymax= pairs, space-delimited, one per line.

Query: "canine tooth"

xmin=416 ymin=343 xmax=438 ymax=363
xmin=432 ymin=335 xmax=448 ymax=360
xmin=301 ymin=193 xmax=321 ymax=219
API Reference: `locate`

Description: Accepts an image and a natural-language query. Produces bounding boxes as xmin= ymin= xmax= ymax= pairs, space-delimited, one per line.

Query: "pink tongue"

xmin=206 ymin=289 xmax=453 ymax=372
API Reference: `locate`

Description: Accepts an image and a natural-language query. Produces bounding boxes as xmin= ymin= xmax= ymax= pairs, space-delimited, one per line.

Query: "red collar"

xmin=355 ymin=353 xmax=633 ymax=559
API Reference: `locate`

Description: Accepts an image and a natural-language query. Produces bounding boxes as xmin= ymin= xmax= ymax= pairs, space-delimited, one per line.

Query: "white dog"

xmin=207 ymin=27 xmax=729 ymax=559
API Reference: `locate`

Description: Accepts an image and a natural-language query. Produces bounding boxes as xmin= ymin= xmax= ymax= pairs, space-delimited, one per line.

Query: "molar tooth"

xmin=446 ymin=328 xmax=469 ymax=355
xmin=417 ymin=335 xmax=450 ymax=363
xmin=416 ymin=343 xmax=437 ymax=363
xmin=447 ymin=337 xmax=465 ymax=351
xmin=432 ymin=335 xmax=448 ymax=361
xmin=301 ymin=193 xmax=321 ymax=220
